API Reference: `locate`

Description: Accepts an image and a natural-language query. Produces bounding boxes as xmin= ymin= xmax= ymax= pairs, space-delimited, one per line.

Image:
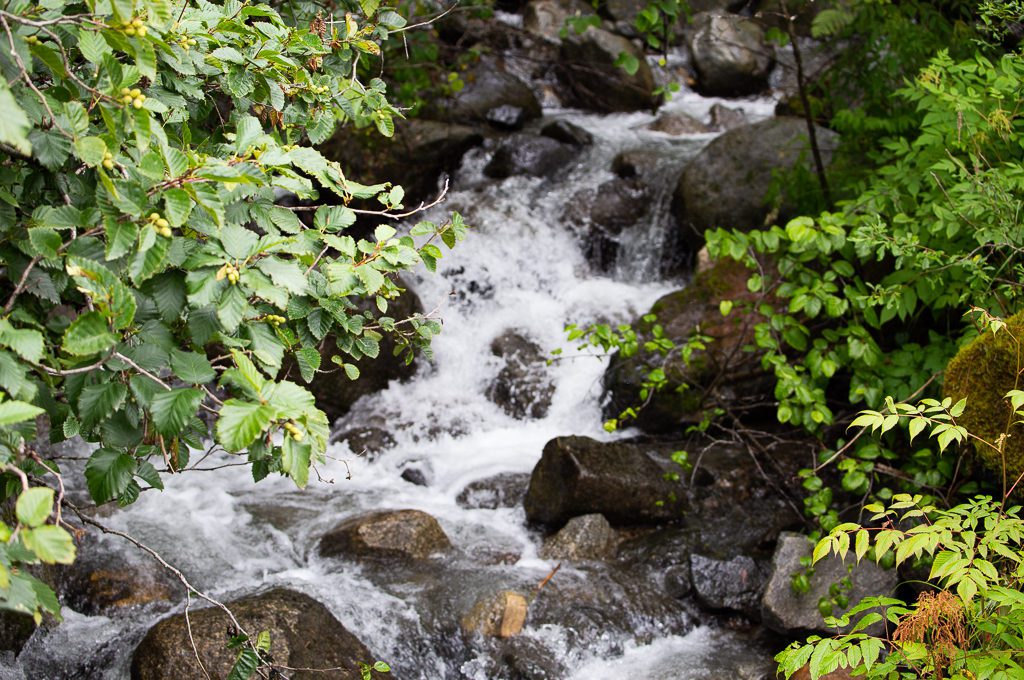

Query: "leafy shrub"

xmin=0 ymin=0 xmax=464 ymax=623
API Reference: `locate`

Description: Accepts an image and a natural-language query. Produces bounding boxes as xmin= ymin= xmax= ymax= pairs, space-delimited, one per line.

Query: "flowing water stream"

xmin=7 ymin=91 xmax=781 ymax=680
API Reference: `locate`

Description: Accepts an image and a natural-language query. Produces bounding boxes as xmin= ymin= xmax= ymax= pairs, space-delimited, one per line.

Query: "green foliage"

xmin=0 ymin=0 xmax=465 ymax=624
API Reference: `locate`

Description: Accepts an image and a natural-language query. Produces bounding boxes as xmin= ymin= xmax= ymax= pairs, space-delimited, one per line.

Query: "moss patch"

xmin=943 ymin=310 xmax=1024 ymax=481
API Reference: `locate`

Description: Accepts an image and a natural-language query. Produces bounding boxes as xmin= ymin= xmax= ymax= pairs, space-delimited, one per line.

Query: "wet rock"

xmin=330 ymin=425 xmax=396 ymax=458
xmin=485 ymin=331 xmax=555 ymax=420
xmin=648 ymin=112 xmax=710 ymax=135
xmin=501 ymin=636 xmax=569 ymax=679
xmin=321 ymin=118 xmax=483 ymax=206
xmin=611 ymin=149 xmax=659 ymax=179
xmin=449 ymin=64 xmax=542 ymax=130
xmin=603 ymin=258 xmax=773 ymax=432
xmin=570 ymin=177 xmax=650 ymax=271
xmin=523 ymin=436 xmax=682 ymax=527
xmin=664 ymin=563 xmax=693 ymax=598
xmin=539 ymin=514 xmax=617 ymax=561
xmin=673 ymin=116 xmax=839 ymax=236
xmin=523 ymin=0 xmax=595 ymax=41
xmin=691 ymin=553 xmax=764 ymax=616
xmin=456 ymin=472 xmax=531 ymax=510
xmin=319 ymin=509 xmax=452 ymax=561
xmin=557 ymin=26 xmax=657 ymax=112
xmin=762 ymin=532 xmax=898 ymax=636
xmin=401 ymin=466 xmax=430 ymax=487
xmin=304 ymin=280 xmax=422 ymax=423
xmin=0 ymin=611 xmax=34 ymax=654
xmin=461 ymin=590 xmax=529 ymax=638
xmin=687 ymin=12 xmax=774 ymax=96
xmin=709 ymin=103 xmax=747 ymax=130
xmin=616 ymin=526 xmax=694 ymax=569
xmin=484 ymin=134 xmax=577 ymax=179
xmin=131 ymin=589 xmax=382 ymax=680
xmin=66 ymin=567 xmax=174 ymax=615
xmin=540 ymin=119 xmax=593 ymax=147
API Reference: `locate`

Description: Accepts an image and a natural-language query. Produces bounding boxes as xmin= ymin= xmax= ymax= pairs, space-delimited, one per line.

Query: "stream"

xmin=7 ymin=88 xmax=783 ymax=679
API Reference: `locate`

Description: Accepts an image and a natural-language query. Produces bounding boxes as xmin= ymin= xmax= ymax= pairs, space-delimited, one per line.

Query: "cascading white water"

xmin=9 ymin=93 xmax=779 ymax=680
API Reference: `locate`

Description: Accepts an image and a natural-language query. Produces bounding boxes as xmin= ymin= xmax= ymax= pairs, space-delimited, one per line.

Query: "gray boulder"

xmin=449 ymin=65 xmax=541 ymax=130
xmin=691 ymin=553 xmax=764 ymax=616
xmin=709 ymin=103 xmax=747 ymax=130
xmin=523 ymin=436 xmax=682 ymax=527
xmin=539 ymin=514 xmax=617 ymax=561
xmin=319 ymin=509 xmax=452 ymax=561
xmin=762 ymin=532 xmax=898 ymax=636
xmin=648 ymin=112 xmax=710 ymax=135
xmin=570 ymin=177 xmax=650 ymax=271
xmin=456 ymin=472 xmax=531 ymax=510
xmin=130 ymin=589 xmax=382 ymax=680
xmin=673 ymin=116 xmax=839 ymax=236
xmin=484 ymin=134 xmax=577 ymax=179
xmin=687 ymin=12 xmax=774 ymax=96
xmin=485 ymin=331 xmax=555 ymax=420
xmin=330 ymin=425 xmax=396 ymax=458
xmin=523 ymin=0 xmax=595 ymax=41
xmin=557 ymin=26 xmax=657 ymax=112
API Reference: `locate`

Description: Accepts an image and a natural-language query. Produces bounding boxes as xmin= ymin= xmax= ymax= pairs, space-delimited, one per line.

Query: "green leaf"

xmin=294 ymin=348 xmax=321 ymax=383
xmin=16 ymin=488 xmax=54 ymax=528
xmin=0 ymin=320 xmax=45 ymax=363
xmin=28 ymin=227 xmax=63 ymax=258
xmin=170 ymin=350 xmax=216 ymax=384
xmin=62 ymin=312 xmax=117 ymax=357
xmin=257 ymin=258 xmax=308 ymax=295
xmin=217 ymin=285 xmax=249 ymax=333
xmin=216 ymin=400 xmax=274 ymax=452
xmin=149 ymin=388 xmax=203 ymax=437
xmin=226 ymin=647 xmax=260 ymax=680
xmin=355 ymin=266 xmax=385 ymax=295
xmin=163 ymin=188 xmax=194 ymax=227
xmin=22 ymin=525 xmax=76 ymax=565
xmin=73 ymin=136 xmax=107 ymax=167
xmin=281 ymin=435 xmax=311 ymax=488
xmin=85 ymin=448 xmax=137 ymax=504
xmin=0 ymin=81 xmax=32 ymax=155
xmin=77 ymin=382 xmax=127 ymax=430
xmin=0 ymin=399 xmax=43 ymax=426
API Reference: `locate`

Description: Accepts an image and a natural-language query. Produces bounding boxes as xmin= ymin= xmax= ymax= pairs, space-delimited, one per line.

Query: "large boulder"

xmin=523 ymin=436 xmax=682 ymax=527
xmin=523 ymin=0 xmax=595 ymax=41
xmin=557 ymin=26 xmax=658 ymax=112
xmin=130 ymin=589 xmax=381 ymax=680
xmin=761 ymin=532 xmax=898 ymax=635
xmin=603 ymin=258 xmax=771 ymax=433
xmin=485 ymin=331 xmax=555 ymax=420
xmin=673 ymin=116 xmax=839 ymax=238
xmin=319 ymin=509 xmax=452 ymax=561
xmin=484 ymin=134 xmax=577 ymax=179
xmin=687 ymin=12 xmax=774 ymax=96
xmin=448 ymin=64 xmax=541 ymax=130
xmin=539 ymin=513 xmax=617 ymax=561
xmin=943 ymin=309 xmax=1024 ymax=481
xmin=321 ymin=118 xmax=483 ymax=205
xmin=569 ymin=177 xmax=650 ymax=271
xmin=304 ymin=281 xmax=422 ymax=423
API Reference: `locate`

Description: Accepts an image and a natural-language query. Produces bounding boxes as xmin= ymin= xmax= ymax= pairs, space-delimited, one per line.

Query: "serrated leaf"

xmin=73 ymin=136 xmax=107 ymax=167
xmin=16 ymin=488 xmax=54 ymax=528
xmin=217 ymin=285 xmax=249 ymax=333
xmin=216 ymin=399 xmax=274 ymax=452
xmin=170 ymin=350 xmax=216 ymax=384
xmin=257 ymin=258 xmax=308 ymax=295
xmin=149 ymin=388 xmax=202 ymax=437
xmin=295 ymin=348 xmax=321 ymax=383
xmin=62 ymin=311 xmax=117 ymax=356
xmin=0 ymin=81 xmax=32 ymax=154
xmin=85 ymin=448 xmax=137 ymax=504
xmin=78 ymin=382 xmax=127 ymax=430
xmin=22 ymin=525 xmax=76 ymax=565
xmin=163 ymin=188 xmax=194 ymax=227
xmin=281 ymin=435 xmax=311 ymax=488
xmin=0 ymin=399 xmax=43 ymax=425
xmin=355 ymin=266 xmax=385 ymax=295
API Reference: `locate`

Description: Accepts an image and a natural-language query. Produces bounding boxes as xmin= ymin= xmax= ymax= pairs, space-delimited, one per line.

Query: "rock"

xmin=762 ymin=532 xmax=898 ymax=636
xmin=603 ymin=258 xmax=772 ymax=432
xmin=569 ymin=177 xmax=650 ymax=271
xmin=611 ymin=149 xmax=659 ymax=179
xmin=401 ymin=466 xmax=430 ymax=486
xmin=456 ymin=472 xmax=531 ymax=510
xmin=523 ymin=436 xmax=682 ymax=527
xmin=485 ymin=331 xmax=555 ymax=420
xmin=0 ymin=611 xmax=34 ymax=654
xmin=557 ymin=26 xmax=657 ymax=112
xmin=690 ymin=553 xmax=764 ymax=616
xmin=673 ymin=116 xmax=839 ymax=237
xmin=484 ymin=134 xmax=577 ymax=179
xmin=539 ymin=514 xmax=617 ymax=561
xmin=944 ymin=309 xmax=1024 ymax=480
xmin=130 ymin=589 xmax=381 ymax=680
xmin=540 ymin=119 xmax=593 ymax=147
xmin=500 ymin=636 xmax=569 ymax=679
xmin=319 ymin=509 xmax=452 ymax=561
xmin=709 ymin=103 xmax=747 ymax=130
xmin=664 ymin=564 xmax=693 ymax=598
xmin=321 ymin=118 xmax=483 ymax=206
xmin=523 ymin=0 xmax=595 ymax=41
xmin=687 ymin=12 xmax=774 ymax=96
xmin=449 ymin=64 xmax=542 ymax=130
xmin=461 ymin=590 xmax=529 ymax=638
xmin=304 ymin=280 xmax=423 ymax=424
xmin=648 ymin=112 xmax=710 ymax=135
xmin=330 ymin=425 xmax=396 ymax=458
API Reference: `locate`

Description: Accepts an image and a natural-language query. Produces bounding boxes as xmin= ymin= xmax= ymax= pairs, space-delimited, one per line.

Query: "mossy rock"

xmin=943 ymin=310 xmax=1024 ymax=480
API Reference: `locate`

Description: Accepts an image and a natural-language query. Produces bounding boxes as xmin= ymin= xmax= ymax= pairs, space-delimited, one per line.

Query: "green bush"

xmin=0 ymin=0 xmax=464 ymax=630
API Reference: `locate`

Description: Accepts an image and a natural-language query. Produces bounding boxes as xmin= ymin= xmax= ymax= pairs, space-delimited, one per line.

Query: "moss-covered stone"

xmin=943 ymin=311 xmax=1024 ymax=480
